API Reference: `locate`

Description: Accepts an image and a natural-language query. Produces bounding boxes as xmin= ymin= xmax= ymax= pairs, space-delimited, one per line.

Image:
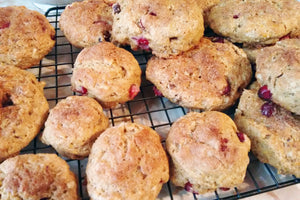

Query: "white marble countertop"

xmin=1 ymin=1 xmax=299 ymax=200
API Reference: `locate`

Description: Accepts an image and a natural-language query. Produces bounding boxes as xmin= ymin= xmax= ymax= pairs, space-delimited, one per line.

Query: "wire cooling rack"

xmin=22 ymin=6 xmax=299 ymax=200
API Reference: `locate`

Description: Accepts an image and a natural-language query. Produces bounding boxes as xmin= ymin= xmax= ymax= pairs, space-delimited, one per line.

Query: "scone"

xmin=71 ymin=42 xmax=141 ymax=108
xmin=256 ymin=39 xmax=300 ymax=114
xmin=0 ymin=154 xmax=78 ymax=199
xmin=146 ymin=37 xmax=252 ymax=111
xmin=0 ymin=6 xmax=55 ymax=69
xmin=234 ymin=85 xmax=300 ymax=177
xmin=86 ymin=122 xmax=169 ymax=200
xmin=111 ymin=0 xmax=204 ymax=58
xmin=0 ymin=65 xmax=49 ymax=162
xmin=166 ymin=111 xmax=251 ymax=194
xmin=207 ymin=0 xmax=300 ymax=45
xmin=59 ymin=0 xmax=113 ymax=48
xmin=40 ymin=96 xmax=109 ymax=160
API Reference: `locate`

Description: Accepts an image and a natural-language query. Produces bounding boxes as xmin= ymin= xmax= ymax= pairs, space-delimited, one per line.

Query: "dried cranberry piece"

xmin=132 ymin=37 xmax=150 ymax=50
xmin=76 ymin=86 xmax=88 ymax=95
xmin=153 ymin=86 xmax=163 ymax=97
xmin=261 ymin=102 xmax=275 ymax=117
xmin=112 ymin=3 xmax=121 ymax=14
xmin=233 ymin=14 xmax=239 ymax=19
xmin=0 ymin=22 xmax=10 ymax=29
xmin=258 ymin=85 xmax=272 ymax=101
xmin=219 ymin=187 xmax=230 ymax=191
xmin=222 ymin=83 xmax=231 ymax=96
xmin=137 ymin=38 xmax=149 ymax=50
xmin=237 ymin=132 xmax=245 ymax=142
xmin=149 ymin=12 xmax=157 ymax=16
xmin=212 ymin=37 xmax=224 ymax=43
xmin=184 ymin=182 xmax=198 ymax=194
xmin=129 ymin=84 xmax=140 ymax=99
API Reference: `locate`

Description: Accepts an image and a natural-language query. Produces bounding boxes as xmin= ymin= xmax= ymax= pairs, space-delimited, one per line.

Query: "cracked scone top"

xmin=0 ymin=6 xmax=55 ymax=69
xmin=71 ymin=42 xmax=141 ymax=108
xmin=40 ymin=96 xmax=109 ymax=160
xmin=207 ymin=0 xmax=300 ymax=45
xmin=0 ymin=154 xmax=78 ymax=199
xmin=166 ymin=111 xmax=251 ymax=194
xmin=111 ymin=0 xmax=204 ymax=58
xmin=234 ymin=84 xmax=300 ymax=177
xmin=59 ymin=0 xmax=113 ymax=48
xmin=256 ymin=39 xmax=300 ymax=114
xmin=86 ymin=122 xmax=169 ymax=200
xmin=0 ymin=66 xmax=49 ymax=162
xmin=146 ymin=37 xmax=252 ymax=111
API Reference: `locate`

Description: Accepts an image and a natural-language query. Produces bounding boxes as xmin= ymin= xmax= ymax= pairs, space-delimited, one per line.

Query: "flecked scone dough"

xmin=207 ymin=0 xmax=300 ymax=45
xmin=166 ymin=111 xmax=251 ymax=194
xmin=59 ymin=0 xmax=113 ymax=48
xmin=40 ymin=96 xmax=109 ymax=160
xmin=0 ymin=6 xmax=55 ymax=69
xmin=256 ymin=39 xmax=300 ymax=114
xmin=196 ymin=0 xmax=220 ymax=12
xmin=146 ymin=37 xmax=252 ymax=111
xmin=111 ymin=0 xmax=204 ymax=58
xmin=0 ymin=66 xmax=49 ymax=162
xmin=71 ymin=42 xmax=141 ymax=108
xmin=87 ymin=122 xmax=169 ymax=200
xmin=234 ymin=87 xmax=300 ymax=177
xmin=0 ymin=154 xmax=78 ymax=199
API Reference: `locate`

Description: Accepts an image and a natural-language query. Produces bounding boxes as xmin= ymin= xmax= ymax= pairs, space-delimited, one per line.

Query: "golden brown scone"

xmin=234 ymin=85 xmax=300 ymax=177
xmin=59 ymin=0 xmax=113 ymax=48
xmin=40 ymin=96 xmax=109 ymax=160
xmin=0 ymin=6 xmax=55 ymax=69
xmin=71 ymin=42 xmax=141 ymax=108
xmin=166 ymin=111 xmax=251 ymax=194
xmin=207 ymin=0 xmax=300 ymax=45
xmin=0 ymin=154 xmax=78 ymax=199
xmin=256 ymin=39 xmax=300 ymax=114
xmin=86 ymin=122 xmax=169 ymax=200
xmin=146 ymin=37 xmax=252 ymax=111
xmin=0 ymin=66 xmax=49 ymax=162
xmin=111 ymin=0 xmax=204 ymax=58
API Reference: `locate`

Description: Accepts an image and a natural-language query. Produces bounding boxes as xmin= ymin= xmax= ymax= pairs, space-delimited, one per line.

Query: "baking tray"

xmin=22 ymin=6 xmax=299 ymax=200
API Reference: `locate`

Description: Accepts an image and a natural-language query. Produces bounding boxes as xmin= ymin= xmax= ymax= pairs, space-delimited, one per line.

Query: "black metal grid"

xmin=22 ymin=6 xmax=299 ymax=200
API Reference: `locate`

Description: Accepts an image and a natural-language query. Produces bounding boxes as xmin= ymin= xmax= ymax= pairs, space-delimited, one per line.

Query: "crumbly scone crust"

xmin=234 ymin=87 xmax=300 ymax=177
xmin=0 ymin=154 xmax=78 ymax=199
xmin=0 ymin=66 xmax=49 ymax=162
xmin=146 ymin=37 xmax=252 ymax=111
xmin=256 ymin=39 xmax=300 ymax=114
xmin=0 ymin=6 xmax=55 ymax=69
xmin=41 ymin=96 xmax=109 ymax=159
xmin=166 ymin=111 xmax=251 ymax=194
xmin=86 ymin=122 xmax=169 ymax=200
